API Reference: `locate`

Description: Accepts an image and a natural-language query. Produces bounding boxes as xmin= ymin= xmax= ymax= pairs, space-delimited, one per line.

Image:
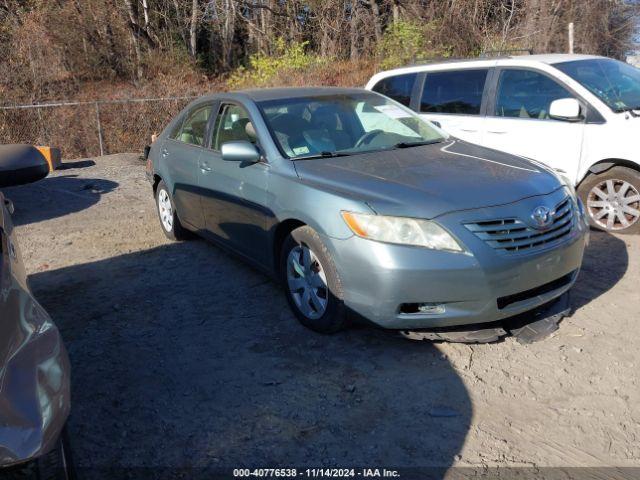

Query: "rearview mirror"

xmin=0 ymin=145 xmax=49 ymax=188
xmin=221 ymin=141 xmax=261 ymax=164
xmin=549 ymin=98 xmax=582 ymax=122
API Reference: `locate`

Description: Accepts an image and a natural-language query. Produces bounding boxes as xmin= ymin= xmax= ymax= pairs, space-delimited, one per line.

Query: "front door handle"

xmin=460 ymin=128 xmax=478 ymax=133
xmin=487 ymin=130 xmax=507 ymax=134
xmin=200 ymin=161 xmax=212 ymax=173
xmin=161 ymin=148 xmax=169 ymax=157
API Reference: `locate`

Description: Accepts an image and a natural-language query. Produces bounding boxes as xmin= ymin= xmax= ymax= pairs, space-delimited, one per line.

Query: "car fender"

xmin=268 ymin=172 xmax=374 ymax=241
xmin=579 ymin=158 xmax=640 ymax=184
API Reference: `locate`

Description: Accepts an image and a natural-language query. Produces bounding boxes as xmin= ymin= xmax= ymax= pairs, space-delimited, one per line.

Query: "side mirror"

xmin=549 ymin=98 xmax=582 ymax=122
xmin=4 ymin=198 xmax=14 ymax=214
xmin=0 ymin=145 xmax=49 ymax=188
xmin=220 ymin=141 xmax=261 ymax=164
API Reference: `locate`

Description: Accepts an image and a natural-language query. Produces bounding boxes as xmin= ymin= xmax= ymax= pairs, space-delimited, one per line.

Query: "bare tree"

xmin=1 ymin=0 xmax=638 ymax=105
xmin=189 ymin=0 xmax=199 ymax=57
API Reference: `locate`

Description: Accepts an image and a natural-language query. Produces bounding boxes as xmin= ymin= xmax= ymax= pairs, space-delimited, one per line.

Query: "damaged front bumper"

xmin=401 ymin=291 xmax=572 ymax=344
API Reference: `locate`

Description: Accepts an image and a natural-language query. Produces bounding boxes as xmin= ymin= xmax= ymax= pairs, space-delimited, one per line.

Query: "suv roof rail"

xmin=480 ymin=49 xmax=533 ymax=58
xmin=394 ymin=56 xmax=486 ymax=69
xmin=390 ymin=49 xmax=534 ymax=71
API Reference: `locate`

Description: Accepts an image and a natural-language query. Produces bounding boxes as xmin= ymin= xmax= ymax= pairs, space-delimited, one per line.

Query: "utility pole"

xmin=568 ymin=22 xmax=574 ymax=54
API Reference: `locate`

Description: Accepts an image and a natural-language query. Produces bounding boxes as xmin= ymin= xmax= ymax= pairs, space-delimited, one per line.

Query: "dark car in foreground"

xmin=146 ymin=87 xmax=589 ymax=337
xmin=0 ymin=145 xmax=72 ymax=478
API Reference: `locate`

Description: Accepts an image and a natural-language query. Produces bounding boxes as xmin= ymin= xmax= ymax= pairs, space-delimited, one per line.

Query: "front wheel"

xmin=280 ymin=226 xmax=348 ymax=333
xmin=578 ymin=166 xmax=640 ymax=234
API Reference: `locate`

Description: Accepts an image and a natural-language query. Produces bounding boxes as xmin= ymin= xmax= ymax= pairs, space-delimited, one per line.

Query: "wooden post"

xmin=568 ymin=22 xmax=574 ymax=54
xmin=95 ymin=102 xmax=104 ymax=157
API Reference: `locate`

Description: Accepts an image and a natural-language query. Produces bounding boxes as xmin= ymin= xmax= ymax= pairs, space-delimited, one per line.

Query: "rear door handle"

xmin=460 ymin=128 xmax=478 ymax=133
xmin=487 ymin=130 xmax=507 ymax=134
xmin=161 ymin=148 xmax=169 ymax=157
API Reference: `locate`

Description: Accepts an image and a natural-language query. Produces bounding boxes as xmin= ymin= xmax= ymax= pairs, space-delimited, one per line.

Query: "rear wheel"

xmin=155 ymin=180 xmax=189 ymax=240
xmin=578 ymin=166 xmax=640 ymax=234
xmin=280 ymin=226 xmax=348 ymax=333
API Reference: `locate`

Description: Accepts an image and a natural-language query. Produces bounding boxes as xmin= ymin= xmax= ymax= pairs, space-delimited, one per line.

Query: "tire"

xmin=155 ymin=180 xmax=189 ymax=241
xmin=577 ymin=166 xmax=640 ymax=234
xmin=280 ymin=226 xmax=348 ymax=333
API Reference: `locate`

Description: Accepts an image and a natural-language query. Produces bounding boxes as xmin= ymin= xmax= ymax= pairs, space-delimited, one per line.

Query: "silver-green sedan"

xmin=146 ymin=87 xmax=589 ymax=337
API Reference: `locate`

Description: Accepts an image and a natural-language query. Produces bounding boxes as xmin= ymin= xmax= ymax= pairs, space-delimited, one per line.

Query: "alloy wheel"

xmin=286 ymin=244 xmax=328 ymax=320
xmin=158 ymin=189 xmax=174 ymax=232
xmin=587 ymin=179 xmax=640 ymax=231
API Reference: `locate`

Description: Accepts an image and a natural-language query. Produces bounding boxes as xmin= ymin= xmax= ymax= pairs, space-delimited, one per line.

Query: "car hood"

xmin=293 ymin=139 xmax=563 ymax=219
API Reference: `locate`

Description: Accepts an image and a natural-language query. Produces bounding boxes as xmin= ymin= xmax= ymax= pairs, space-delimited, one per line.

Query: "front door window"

xmin=211 ymin=104 xmax=257 ymax=151
xmin=495 ymin=69 xmax=575 ymax=120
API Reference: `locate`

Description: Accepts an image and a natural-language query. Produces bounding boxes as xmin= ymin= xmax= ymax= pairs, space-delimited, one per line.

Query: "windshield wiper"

xmin=616 ymin=106 xmax=640 ymax=116
xmin=394 ymin=139 xmax=443 ymax=149
xmin=294 ymin=151 xmax=352 ymax=160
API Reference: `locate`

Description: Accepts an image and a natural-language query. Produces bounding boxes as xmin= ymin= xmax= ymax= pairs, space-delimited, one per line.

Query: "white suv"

xmin=366 ymin=54 xmax=640 ymax=234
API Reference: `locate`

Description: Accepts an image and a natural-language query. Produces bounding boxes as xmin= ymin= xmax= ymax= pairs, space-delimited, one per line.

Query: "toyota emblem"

xmin=532 ymin=206 xmax=552 ymax=228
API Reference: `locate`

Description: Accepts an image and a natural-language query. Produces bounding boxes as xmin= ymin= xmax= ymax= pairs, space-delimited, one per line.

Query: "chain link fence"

xmin=0 ymin=97 xmax=198 ymax=159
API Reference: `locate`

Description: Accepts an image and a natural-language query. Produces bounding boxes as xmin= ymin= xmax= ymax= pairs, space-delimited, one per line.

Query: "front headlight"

xmin=341 ymin=211 xmax=464 ymax=252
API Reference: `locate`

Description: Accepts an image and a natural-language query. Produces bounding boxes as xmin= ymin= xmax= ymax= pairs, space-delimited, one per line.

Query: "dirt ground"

xmin=5 ymin=154 xmax=640 ymax=475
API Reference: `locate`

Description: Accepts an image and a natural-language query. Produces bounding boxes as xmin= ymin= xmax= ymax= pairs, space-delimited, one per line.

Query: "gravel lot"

xmin=5 ymin=154 xmax=640 ymax=476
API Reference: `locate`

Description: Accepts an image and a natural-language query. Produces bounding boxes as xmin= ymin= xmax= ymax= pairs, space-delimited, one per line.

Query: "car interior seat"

xmin=231 ymin=118 xmax=257 ymax=143
xmin=269 ymin=113 xmax=311 ymax=156
xmin=310 ymin=106 xmax=352 ymax=150
xmin=245 ymin=121 xmax=257 ymax=142
xmin=181 ymin=119 xmax=207 ymax=145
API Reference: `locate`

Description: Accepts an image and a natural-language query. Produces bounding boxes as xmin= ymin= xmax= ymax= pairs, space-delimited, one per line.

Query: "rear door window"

xmin=371 ymin=73 xmax=417 ymax=107
xmin=494 ymin=69 xmax=575 ymax=120
xmin=420 ymin=69 xmax=488 ymax=115
xmin=175 ymin=105 xmax=212 ymax=146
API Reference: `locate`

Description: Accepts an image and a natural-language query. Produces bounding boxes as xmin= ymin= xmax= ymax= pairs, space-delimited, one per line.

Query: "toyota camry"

xmin=145 ymin=87 xmax=589 ymax=337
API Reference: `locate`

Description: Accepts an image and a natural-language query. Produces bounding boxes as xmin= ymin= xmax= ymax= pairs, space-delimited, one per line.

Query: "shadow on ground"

xmin=571 ymin=229 xmax=628 ymax=311
xmin=31 ymin=239 xmax=472 ymax=474
xmin=58 ymin=160 xmax=96 ymax=170
xmin=3 ymin=175 xmax=118 ymax=226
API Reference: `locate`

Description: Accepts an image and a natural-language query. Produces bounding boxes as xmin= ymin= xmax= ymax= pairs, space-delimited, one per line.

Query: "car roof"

xmin=372 ymin=53 xmax=605 ymax=78
xmin=511 ymin=53 xmax=603 ymax=64
xmin=201 ymin=87 xmax=371 ymax=103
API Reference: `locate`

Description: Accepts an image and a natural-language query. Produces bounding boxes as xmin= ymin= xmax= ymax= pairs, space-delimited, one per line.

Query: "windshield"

xmin=555 ymin=58 xmax=640 ymax=112
xmin=258 ymin=92 xmax=446 ymax=159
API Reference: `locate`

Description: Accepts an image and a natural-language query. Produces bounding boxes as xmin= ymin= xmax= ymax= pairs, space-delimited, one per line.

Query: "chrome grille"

xmin=465 ymin=197 xmax=574 ymax=253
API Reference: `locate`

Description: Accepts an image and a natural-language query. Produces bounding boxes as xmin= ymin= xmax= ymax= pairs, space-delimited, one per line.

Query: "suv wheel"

xmin=280 ymin=226 xmax=348 ymax=333
xmin=578 ymin=166 xmax=640 ymax=234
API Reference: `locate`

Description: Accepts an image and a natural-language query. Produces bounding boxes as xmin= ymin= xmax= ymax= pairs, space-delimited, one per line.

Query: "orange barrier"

xmin=36 ymin=146 xmax=62 ymax=171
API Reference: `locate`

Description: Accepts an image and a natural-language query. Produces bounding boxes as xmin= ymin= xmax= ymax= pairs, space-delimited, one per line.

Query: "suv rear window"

xmin=420 ymin=69 xmax=488 ymax=115
xmin=371 ymin=73 xmax=417 ymax=107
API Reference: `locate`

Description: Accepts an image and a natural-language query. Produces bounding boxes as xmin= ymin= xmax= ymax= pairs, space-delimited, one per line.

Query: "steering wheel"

xmin=354 ymin=129 xmax=384 ymax=149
